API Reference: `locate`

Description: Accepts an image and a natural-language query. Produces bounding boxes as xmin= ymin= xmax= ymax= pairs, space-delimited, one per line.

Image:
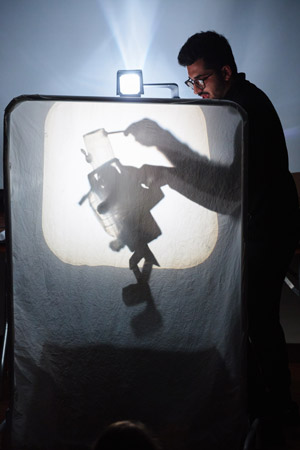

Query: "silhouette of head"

xmin=92 ymin=420 xmax=161 ymax=450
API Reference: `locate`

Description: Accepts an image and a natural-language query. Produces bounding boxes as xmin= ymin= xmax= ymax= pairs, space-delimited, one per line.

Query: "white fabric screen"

xmin=5 ymin=96 xmax=247 ymax=450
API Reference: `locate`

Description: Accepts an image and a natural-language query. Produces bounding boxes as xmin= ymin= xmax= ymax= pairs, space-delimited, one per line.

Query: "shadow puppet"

xmin=80 ymin=131 xmax=166 ymax=335
xmin=79 ymin=119 xmax=242 ymax=335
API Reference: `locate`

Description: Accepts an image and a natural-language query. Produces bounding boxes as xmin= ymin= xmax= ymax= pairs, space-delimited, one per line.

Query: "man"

xmin=177 ymin=31 xmax=300 ymax=435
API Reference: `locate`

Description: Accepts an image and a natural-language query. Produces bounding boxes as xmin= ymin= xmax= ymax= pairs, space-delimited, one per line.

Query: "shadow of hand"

xmin=125 ymin=118 xmax=172 ymax=148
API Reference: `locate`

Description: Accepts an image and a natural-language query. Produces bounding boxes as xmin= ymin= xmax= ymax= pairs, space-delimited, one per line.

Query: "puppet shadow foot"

xmin=122 ymin=282 xmax=163 ymax=337
xmin=131 ymin=300 xmax=163 ymax=337
xmin=122 ymin=282 xmax=152 ymax=306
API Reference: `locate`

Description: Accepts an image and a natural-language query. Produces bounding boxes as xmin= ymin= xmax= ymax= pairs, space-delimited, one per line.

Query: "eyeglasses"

xmin=185 ymin=72 xmax=214 ymax=90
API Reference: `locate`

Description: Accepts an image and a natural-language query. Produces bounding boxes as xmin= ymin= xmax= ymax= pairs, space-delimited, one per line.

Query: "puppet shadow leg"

xmin=122 ymin=253 xmax=155 ymax=306
xmin=122 ymin=262 xmax=163 ymax=336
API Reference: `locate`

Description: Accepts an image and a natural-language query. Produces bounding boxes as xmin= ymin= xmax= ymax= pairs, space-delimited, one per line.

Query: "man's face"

xmin=187 ymin=58 xmax=232 ymax=99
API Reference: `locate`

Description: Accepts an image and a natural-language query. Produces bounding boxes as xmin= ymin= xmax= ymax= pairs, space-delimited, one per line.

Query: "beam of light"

xmin=97 ymin=0 xmax=161 ymax=69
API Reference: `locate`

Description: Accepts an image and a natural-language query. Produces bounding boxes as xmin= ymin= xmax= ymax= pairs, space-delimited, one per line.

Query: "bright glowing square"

xmin=119 ymin=73 xmax=142 ymax=95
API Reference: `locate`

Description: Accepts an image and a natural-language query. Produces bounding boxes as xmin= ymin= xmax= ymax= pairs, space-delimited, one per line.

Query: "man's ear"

xmin=222 ymin=65 xmax=232 ymax=81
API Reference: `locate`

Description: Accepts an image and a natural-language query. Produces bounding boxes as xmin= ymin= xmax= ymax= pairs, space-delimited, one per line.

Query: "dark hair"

xmin=92 ymin=420 xmax=161 ymax=450
xmin=178 ymin=31 xmax=237 ymax=74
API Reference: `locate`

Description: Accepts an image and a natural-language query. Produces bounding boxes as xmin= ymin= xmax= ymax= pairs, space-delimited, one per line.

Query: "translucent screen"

xmin=6 ymin=98 xmax=246 ymax=450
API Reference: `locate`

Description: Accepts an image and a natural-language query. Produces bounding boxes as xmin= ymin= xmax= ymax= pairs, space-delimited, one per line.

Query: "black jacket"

xmin=224 ymin=73 xmax=299 ymax=240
